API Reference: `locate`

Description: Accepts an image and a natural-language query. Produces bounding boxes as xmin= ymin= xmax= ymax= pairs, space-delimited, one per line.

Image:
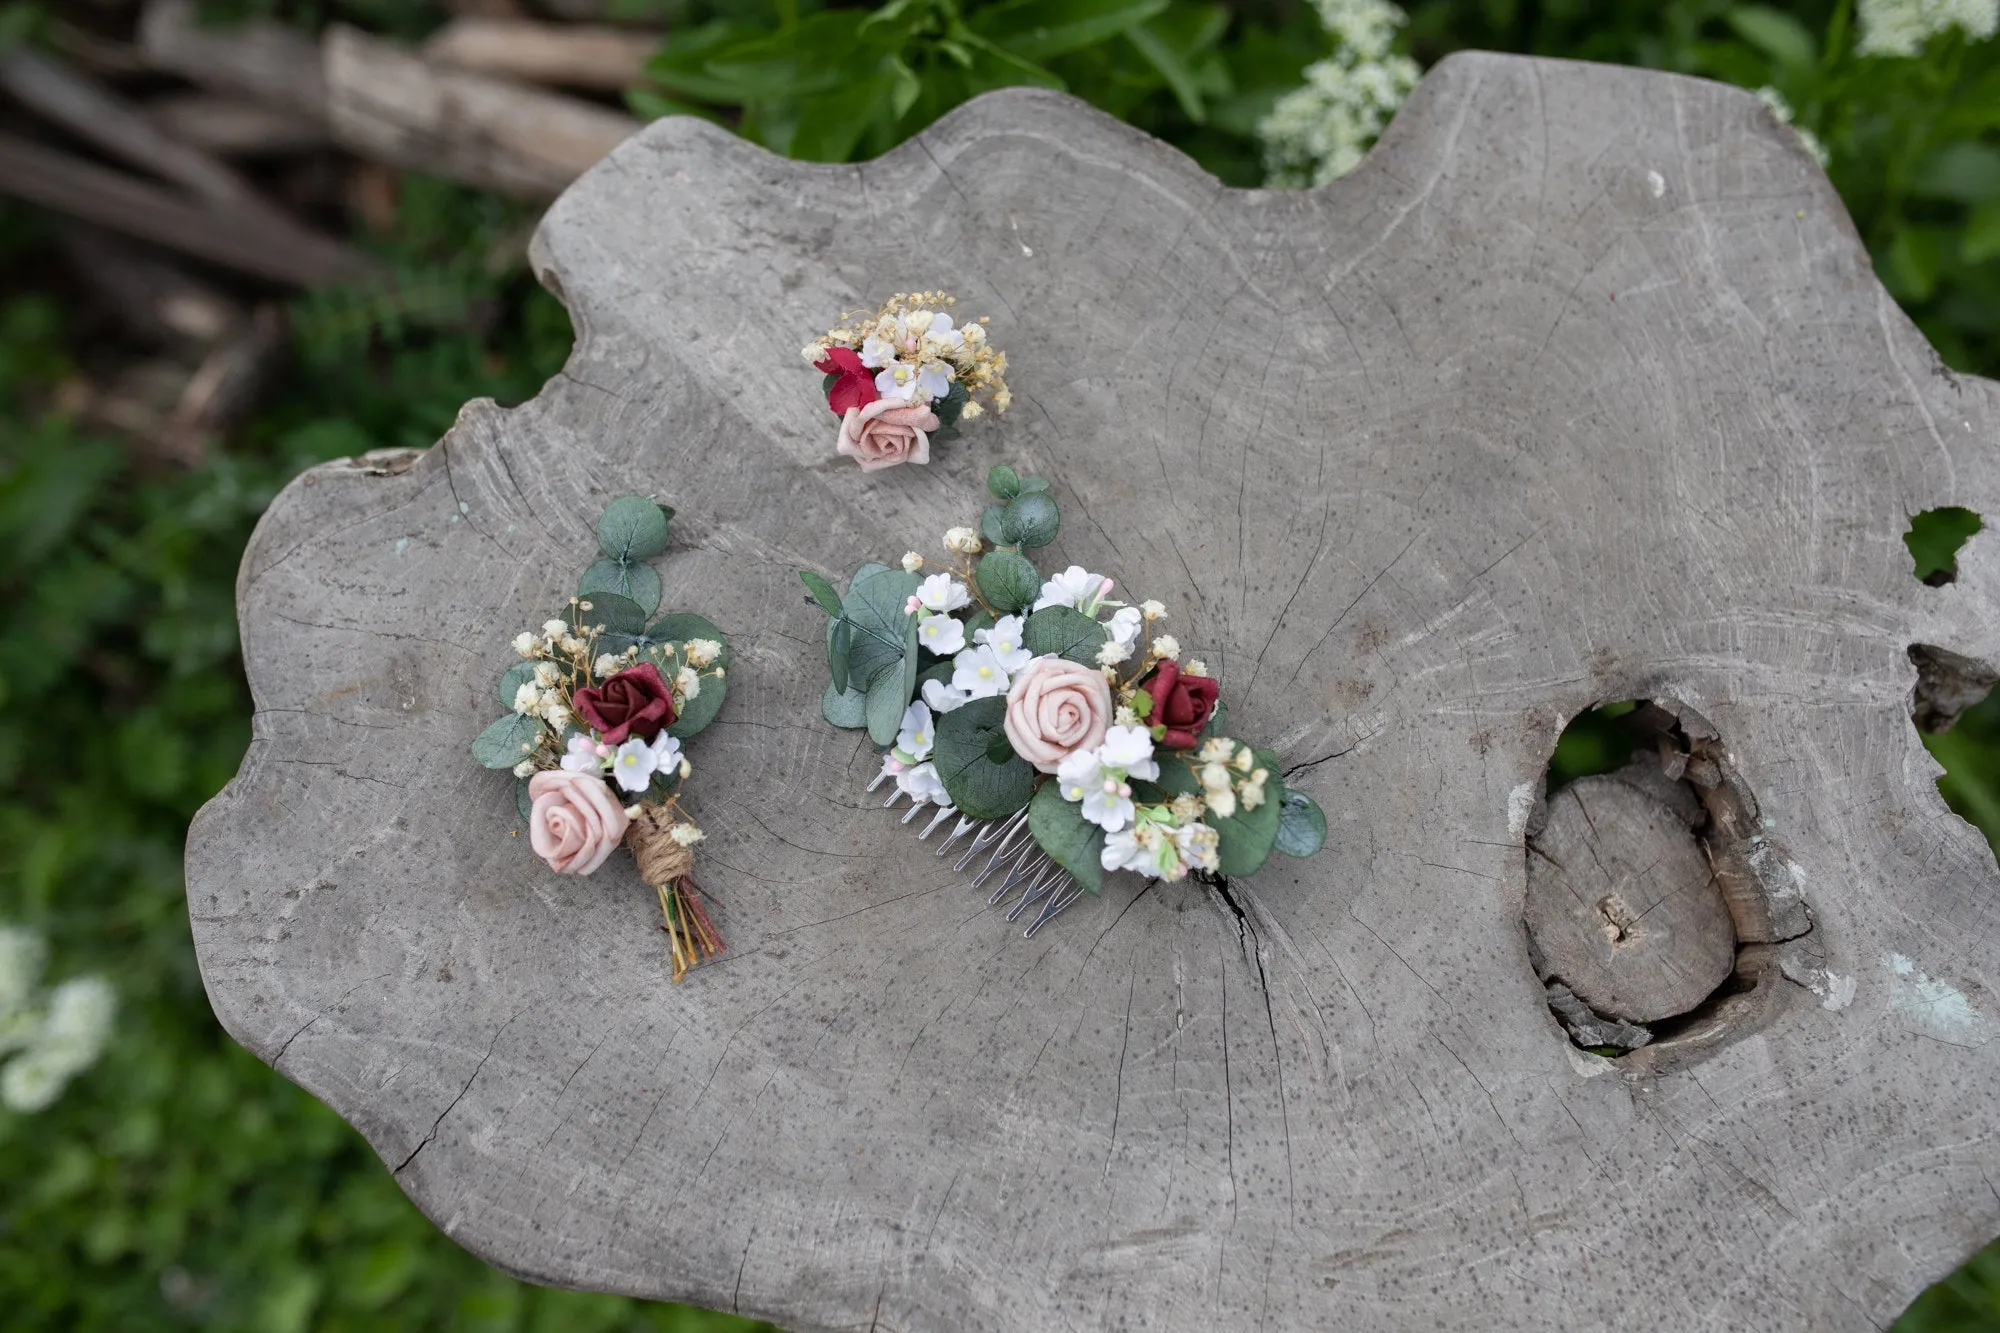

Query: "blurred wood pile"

xmin=2 ymin=0 xmax=659 ymax=464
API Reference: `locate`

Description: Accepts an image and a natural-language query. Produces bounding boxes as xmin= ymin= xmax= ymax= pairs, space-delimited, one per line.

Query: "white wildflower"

xmin=1754 ymin=86 xmax=1831 ymax=167
xmin=861 ymin=334 xmax=899 ymax=368
xmin=1096 ymin=638 xmax=1132 ymax=667
xmin=513 ymin=632 xmax=536 ymax=657
xmin=669 ymin=823 xmax=704 ymax=847
xmin=922 ymin=677 xmax=971 ymax=714
xmin=539 ymin=700 xmax=571 ymax=732
xmin=1151 ymin=634 xmax=1180 ymax=661
xmin=560 ymin=734 xmax=601 ymax=772
xmin=896 ymin=702 xmax=936 ymax=762
xmin=1033 ymin=565 xmax=1113 ymax=614
xmin=901 ymin=551 xmax=925 ymax=574
xmin=1198 ymin=737 xmax=1236 ymax=764
xmin=1242 ymin=768 xmax=1271 ymax=811
xmin=1100 ymin=725 xmax=1160 ymax=781
xmin=917 ymin=612 xmax=966 ymax=656
xmin=1107 ymin=605 xmax=1144 ymax=649
xmin=1114 ymin=705 xmax=1140 ymax=728
xmin=1101 ymin=826 xmax=1154 ymax=875
xmin=676 ymin=666 xmax=701 ymax=701
xmin=1141 ymin=600 xmax=1166 ymax=621
xmin=593 ymin=654 xmax=620 ymax=678
xmin=534 ymin=662 xmax=560 ymax=686
xmin=542 ymin=619 xmax=568 ymax=638
xmin=611 ymin=737 xmax=658 ymax=793
xmin=649 ymin=733 xmax=684 ymax=778
xmin=916 ymin=573 xmax=970 ymax=613
xmin=686 ymin=639 xmax=722 ymax=667
xmin=974 ymin=615 xmax=1034 ymax=672
xmin=1260 ymin=0 xmax=1420 ymax=188
xmin=512 ymin=759 xmax=536 ymax=779
xmin=1169 ymin=793 xmax=1208 ymax=824
xmin=1857 ymin=0 xmax=1998 ymax=56
xmin=1056 ymin=749 xmax=1132 ymax=831
xmin=944 ymin=526 xmax=982 ymax=554
xmin=1185 ymin=659 xmax=1209 ymax=677
xmin=1175 ymin=821 xmax=1222 ymax=874
xmin=896 ymin=761 xmax=950 ymax=806
xmin=951 ymin=644 xmax=1012 ymax=699
xmin=513 ymin=682 xmax=542 ymax=714
xmin=875 ymin=361 xmax=925 ymax=402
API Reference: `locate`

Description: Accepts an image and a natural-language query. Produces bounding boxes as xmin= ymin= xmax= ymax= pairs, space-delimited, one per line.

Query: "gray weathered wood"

xmin=186 ymin=56 xmax=2000 ymax=1332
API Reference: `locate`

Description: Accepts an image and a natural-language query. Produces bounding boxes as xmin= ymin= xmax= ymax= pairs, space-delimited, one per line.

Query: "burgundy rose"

xmin=574 ymin=662 xmax=677 ymax=744
xmin=1140 ymin=661 xmax=1220 ymax=749
xmin=815 ymin=345 xmax=879 ymax=416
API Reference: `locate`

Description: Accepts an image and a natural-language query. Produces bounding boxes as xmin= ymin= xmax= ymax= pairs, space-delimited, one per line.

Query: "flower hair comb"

xmin=800 ymin=466 xmax=1326 ymax=934
xmin=802 ymin=291 xmax=1009 ymax=471
xmin=471 ymin=496 xmax=729 ymax=981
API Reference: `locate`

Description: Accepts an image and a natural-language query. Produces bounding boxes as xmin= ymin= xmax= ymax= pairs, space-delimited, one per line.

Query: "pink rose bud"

xmin=905 ymin=595 xmax=922 ymax=613
xmin=1098 ymin=578 xmax=1115 ymax=598
xmin=595 ymin=743 xmax=613 ymax=757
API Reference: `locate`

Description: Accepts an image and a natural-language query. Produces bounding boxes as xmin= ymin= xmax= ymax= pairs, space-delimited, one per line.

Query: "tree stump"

xmin=186 ymin=54 xmax=2000 ymax=1332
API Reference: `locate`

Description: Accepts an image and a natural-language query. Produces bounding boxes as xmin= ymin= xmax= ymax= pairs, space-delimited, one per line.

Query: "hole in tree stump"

xmin=1525 ymin=701 xmax=1815 ymax=1064
xmin=1910 ymin=644 xmax=2000 ymax=865
xmin=1906 ymin=506 xmax=1982 ymax=586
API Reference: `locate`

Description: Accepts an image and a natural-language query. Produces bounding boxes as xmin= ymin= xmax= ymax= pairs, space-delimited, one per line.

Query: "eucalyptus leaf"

xmin=665 ymin=665 xmax=727 ymax=740
xmin=987 ymin=463 xmax=1021 ymax=499
xmin=1275 ymin=788 xmax=1327 ymax=858
xmin=1004 ymin=491 xmax=1059 ymax=547
xmin=515 ymin=776 xmax=535 ymax=823
xmin=829 ymin=617 xmax=852 ymax=694
xmin=1016 ymin=475 xmax=1051 ymax=494
xmin=472 ymin=714 xmax=543 ymax=769
xmin=572 ymin=590 xmax=646 ymax=636
xmin=841 ymin=566 xmax=921 ymax=691
xmin=933 ymin=380 xmax=971 ymax=438
xmin=799 ymin=569 xmax=843 ymax=616
xmin=595 ymin=495 xmax=670 ymax=561
xmin=823 ymin=679 xmax=869 ymax=729
xmin=1152 ymin=746 xmax=1283 ymax=876
xmin=865 ymin=640 xmax=916 ymax=746
xmin=646 ymin=613 xmax=731 ymax=667
xmin=981 ymin=503 xmax=1011 ymax=546
xmin=1029 ymin=780 xmax=1105 ymax=894
xmin=579 ymin=558 xmax=662 ymax=619
xmin=934 ymin=697 xmax=1036 ymax=819
xmin=1023 ymin=606 xmax=1107 ymax=664
xmin=976 ymin=550 xmax=1042 ymax=614
xmin=498 ymin=660 xmax=538 ymax=708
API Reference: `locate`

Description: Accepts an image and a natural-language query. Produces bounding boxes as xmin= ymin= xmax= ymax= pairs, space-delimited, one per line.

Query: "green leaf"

xmin=1126 ymin=21 xmax=1205 ymax=121
xmin=700 ymin=11 xmax=864 ymax=100
xmin=973 ymin=0 xmax=1171 ymax=62
xmin=1275 ymin=788 xmax=1327 ymax=858
xmin=472 ymin=714 xmax=542 ymax=768
xmin=1912 ymin=142 xmax=2000 ymax=204
xmin=664 ymin=663 xmax=727 ymax=740
xmin=799 ymin=569 xmax=843 ymax=616
xmin=573 ymin=590 xmax=647 ymax=637
xmin=1003 ymin=491 xmax=1059 ymax=546
xmin=841 ymin=566 xmax=921 ymax=690
xmin=865 ymin=608 xmax=919 ymax=747
xmin=1201 ymin=697 xmax=1228 ymax=741
xmin=596 ymin=495 xmax=670 ymax=561
xmin=829 ymin=617 xmax=852 ymax=694
xmin=792 ymin=59 xmax=896 ymax=162
xmin=1029 ymin=780 xmax=1105 ymax=894
xmin=1965 ymin=200 xmax=2000 ymax=264
xmin=578 ymin=558 xmax=662 ymax=618
xmin=1724 ymin=6 xmax=1816 ymax=70
xmin=823 ymin=679 xmax=869 ymax=728
xmin=976 ymin=550 xmax=1042 ymax=613
xmin=1151 ymin=747 xmax=1283 ymax=876
xmin=645 ymin=613 xmax=731 ymax=667
xmin=987 ymin=464 xmax=1021 ymax=499
xmin=498 ymin=660 xmax=538 ymax=708
xmin=981 ymin=503 xmax=1011 ymax=546
xmin=1023 ymin=606 xmax=1106 ymax=664
xmin=516 ymin=776 xmax=535 ymax=823
xmin=642 ymin=19 xmax=768 ymax=103
xmin=933 ymin=697 xmax=1037 ymax=818
xmin=931 ymin=380 xmax=972 ymax=439
xmin=1016 ymin=475 xmax=1051 ymax=493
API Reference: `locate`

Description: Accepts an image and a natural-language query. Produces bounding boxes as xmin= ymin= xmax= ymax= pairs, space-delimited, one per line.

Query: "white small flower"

xmin=676 ymin=666 xmax=701 ymax=701
xmin=1858 ymin=0 xmax=1998 ymax=56
xmin=669 ymin=823 xmax=705 ymax=847
xmin=917 ymin=613 xmax=966 ymax=656
xmin=1198 ymin=737 xmax=1236 ymax=764
xmin=650 ymin=733 xmax=684 ymax=777
xmin=593 ymin=654 xmax=620 ymax=678
xmin=1207 ymin=785 xmax=1238 ymax=820
xmin=860 ymin=334 xmax=898 ymax=368
xmin=686 ymin=639 xmax=722 ymax=667
xmin=512 ymin=759 xmax=536 ymax=779
xmin=40 ymin=976 xmax=114 ymax=1057
xmin=1184 ymin=659 xmax=1209 ymax=678
xmin=896 ymin=702 xmax=936 ymax=761
xmin=611 ymin=738 xmax=658 ymax=792
xmin=1 ymin=1055 xmax=63 ymax=1113
xmin=914 ymin=361 xmax=953 ymax=400
xmin=951 ymin=644 xmax=1012 ymax=699
xmin=513 ymin=632 xmax=536 ymax=656
xmin=561 ymin=734 xmax=600 ymax=772
xmin=874 ymin=362 xmax=924 ymax=402
xmin=1096 ymin=639 xmax=1132 ymax=667
xmin=1101 ymin=827 xmax=1153 ymax=874
xmin=542 ymin=619 xmax=568 ymax=638
xmin=974 ymin=615 xmax=1033 ymax=672
xmin=1107 ymin=606 xmax=1144 ymax=649
xmin=922 ymin=677 xmax=971 ymax=713
xmin=901 ymin=551 xmax=925 ymax=574
xmin=1170 ymin=793 xmax=1207 ymax=824
xmin=513 ymin=682 xmax=542 ymax=714
xmin=1201 ymin=761 xmax=1233 ymax=793
xmin=1174 ymin=821 xmax=1220 ymax=875
xmin=1055 ymin=747 xmax=1107 ymax=804
xmin=944 ymin=526 xmax=982 ymax=554
xmin=1034 ymin=565 xmax=1112 ymax=614
xmin=1114 ymin=705 xmax=1140 ymax=728
xmin=0 ymin=928 xmax=47 ymax=1020
xmin=540 ymin=701 xmax=571 ymax=731
xmin=1141 ymin=600 xmax=1166 ymax=621
xmin=1100 ymin=725 xmax=1159 ymax=780
xmin=896 ymin=761 xmax=949 ymax=806
xmin=534 ymin=663 xmax=560 ymax=686
xmin=1152 ymin=635 xmax=1180 ymax=661
xmin=917 ymin=573 xmax=971 ymax=613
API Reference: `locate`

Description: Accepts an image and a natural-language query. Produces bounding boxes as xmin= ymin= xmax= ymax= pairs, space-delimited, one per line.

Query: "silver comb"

xmin=866 ymin=769 xmax=1085 ymax=936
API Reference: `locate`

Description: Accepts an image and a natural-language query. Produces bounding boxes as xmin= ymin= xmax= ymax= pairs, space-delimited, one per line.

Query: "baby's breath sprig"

xmin=804 ymin=291 xmax=1008 ymax=471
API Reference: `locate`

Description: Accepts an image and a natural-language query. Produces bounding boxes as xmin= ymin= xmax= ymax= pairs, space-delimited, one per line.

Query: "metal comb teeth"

xmin=866 ymin=771 xmax=1082 ymax=935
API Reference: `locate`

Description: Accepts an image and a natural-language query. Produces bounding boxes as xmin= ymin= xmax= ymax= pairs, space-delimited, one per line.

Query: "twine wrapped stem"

xmin=626 ymin=804 xmax=722 ymax=982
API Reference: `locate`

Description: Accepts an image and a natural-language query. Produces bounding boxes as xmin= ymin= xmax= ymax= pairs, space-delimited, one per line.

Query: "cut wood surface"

xmin=324 ymin=24 xmax=640 ymax=201
xmin=186 ymin=57 xmax=2000 ymax=1332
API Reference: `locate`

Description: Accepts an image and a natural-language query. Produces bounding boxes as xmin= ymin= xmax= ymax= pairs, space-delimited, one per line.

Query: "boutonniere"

xmin=800 ymin=466 xmax=1326 ymax=933
xmin=801 ymin=291 xmax=1009 ymax=471
xmin=470 ymin=496 xmax=730 ymax=980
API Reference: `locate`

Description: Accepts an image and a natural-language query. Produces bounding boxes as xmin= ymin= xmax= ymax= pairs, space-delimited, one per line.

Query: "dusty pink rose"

xmin=527 ymin=769 xmax=630 ymax=875
xmin=836 ymin=399 xmax=940 ymax=472
xmin=1004 ymin=656 xmax=1113 ymax=773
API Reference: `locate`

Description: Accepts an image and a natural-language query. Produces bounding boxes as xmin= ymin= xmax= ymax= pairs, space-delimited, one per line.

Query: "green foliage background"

xmin=0 ymin=0 xmax=1996 ymax=1328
